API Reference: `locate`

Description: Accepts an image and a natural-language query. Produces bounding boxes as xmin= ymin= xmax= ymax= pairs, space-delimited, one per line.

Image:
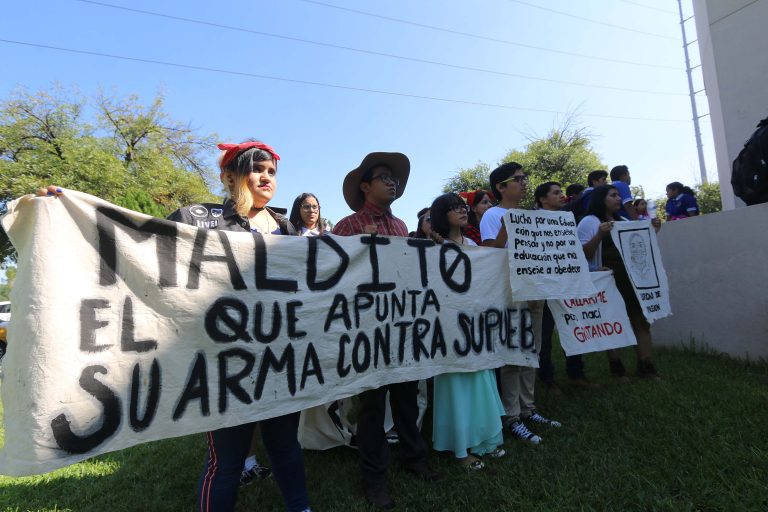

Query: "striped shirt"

xmin=332 ymin=202 xmax=409 ymax=237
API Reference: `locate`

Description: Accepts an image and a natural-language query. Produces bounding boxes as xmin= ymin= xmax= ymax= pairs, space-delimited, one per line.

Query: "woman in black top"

xmin=169 ymin=140 xmax=310 ymax=512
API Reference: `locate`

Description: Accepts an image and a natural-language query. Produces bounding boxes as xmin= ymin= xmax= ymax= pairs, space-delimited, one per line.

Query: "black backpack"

xmin=732 ymin=117 xmax=768 ymax=206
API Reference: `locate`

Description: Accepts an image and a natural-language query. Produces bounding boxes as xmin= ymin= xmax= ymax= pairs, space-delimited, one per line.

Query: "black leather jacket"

xmin=167 ymin=199 xmax=296 ymax=235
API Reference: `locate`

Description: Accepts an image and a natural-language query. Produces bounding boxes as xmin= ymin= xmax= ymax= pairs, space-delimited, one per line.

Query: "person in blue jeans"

xmin=168 ymin=140 xmax=311 ymax=512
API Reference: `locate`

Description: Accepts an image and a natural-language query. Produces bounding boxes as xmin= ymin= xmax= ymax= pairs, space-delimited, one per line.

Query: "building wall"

xmin=693 ymin=0 xmax=768 ymax=210
xmin=651 ymin=203 xmax=768 ymax=359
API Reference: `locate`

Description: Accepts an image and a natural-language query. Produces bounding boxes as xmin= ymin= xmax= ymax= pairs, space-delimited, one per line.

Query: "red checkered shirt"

xmin=332 ymin=202 xmax=409 ymax=237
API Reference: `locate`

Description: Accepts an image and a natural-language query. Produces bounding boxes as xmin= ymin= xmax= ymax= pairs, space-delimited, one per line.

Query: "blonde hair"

xmin=219 ymin=145 xmax=277 ymax=217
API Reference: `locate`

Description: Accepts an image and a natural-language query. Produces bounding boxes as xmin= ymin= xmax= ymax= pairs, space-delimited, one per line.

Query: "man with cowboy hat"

xmin=333 ymin=152 xmax=439 ymax=510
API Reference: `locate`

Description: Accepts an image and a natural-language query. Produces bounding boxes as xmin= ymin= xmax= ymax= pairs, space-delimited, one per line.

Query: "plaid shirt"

xmin=332 ymin=202 xmax=409 ymax=237
xmin=463 ymin=224 xmax=481 ymax=246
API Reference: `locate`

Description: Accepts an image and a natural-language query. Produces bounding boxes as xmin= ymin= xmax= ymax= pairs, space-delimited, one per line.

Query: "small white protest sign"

xmin=548 ymin=271 xmax=637 ymax=356
xmin=503 ymin=209 xmax=595 ymax=300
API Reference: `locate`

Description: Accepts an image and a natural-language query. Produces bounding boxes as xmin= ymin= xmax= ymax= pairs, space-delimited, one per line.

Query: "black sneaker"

xmin=637 ymin=360 xmax=661 ymax=380
xmin=364 ymin=482 xmax=395 ymax=510
xmin=240 ymin=463 xmax=272 ymax=486
xmin=609 ymin=359 xmax=626 ymax=377
xmin=403 ymin=460 xmax=441 ymax=482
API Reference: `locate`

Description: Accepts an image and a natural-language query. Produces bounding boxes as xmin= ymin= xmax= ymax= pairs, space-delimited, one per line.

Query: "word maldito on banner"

xmin=1 ymin=192 xmax=540 ymax=476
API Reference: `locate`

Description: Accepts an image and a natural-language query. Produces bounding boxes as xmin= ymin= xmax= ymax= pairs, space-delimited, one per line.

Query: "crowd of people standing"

xmin=39 ymin=140 xmax=692 ymax=512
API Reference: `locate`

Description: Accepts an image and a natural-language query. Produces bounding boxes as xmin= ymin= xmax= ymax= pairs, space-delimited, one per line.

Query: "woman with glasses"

xmin=429 ymin=192 xmax=506 ymax=470
xmin=459 ymin=190 xmax=494 ymax=245
xmin=289 ymin=193 xmax=326 ymax=235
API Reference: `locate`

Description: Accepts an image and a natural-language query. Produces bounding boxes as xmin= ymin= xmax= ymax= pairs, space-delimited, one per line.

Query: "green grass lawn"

xmin=1 ymin=346 xmax=767 ymax=511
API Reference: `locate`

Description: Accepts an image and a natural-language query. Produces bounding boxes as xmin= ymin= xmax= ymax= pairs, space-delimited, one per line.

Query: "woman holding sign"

xmin=36 ymin=142 xmax=312 ymax=511
xmin=577 ymin=185 xmax=661 ymax=381
xmin=168 ymin=141 xmax=312 ymax=512
xmin=429 ymin=193 xmax=506 ymax=469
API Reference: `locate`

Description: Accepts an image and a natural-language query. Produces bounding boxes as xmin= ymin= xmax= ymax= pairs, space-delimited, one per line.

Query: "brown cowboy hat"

xmin=342 ymin=152 xmax=410 ymax=211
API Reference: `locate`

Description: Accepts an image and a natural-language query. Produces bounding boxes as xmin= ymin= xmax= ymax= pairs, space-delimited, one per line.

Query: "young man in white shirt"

xmin=479 ymin=162 xmax=561 ymax=445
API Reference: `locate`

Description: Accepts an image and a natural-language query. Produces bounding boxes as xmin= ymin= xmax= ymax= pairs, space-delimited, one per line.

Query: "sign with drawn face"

xmin=610 ymin=221 xmax=671 ymax=322
xmin=0 ymin=191 xmax=538 ymax=476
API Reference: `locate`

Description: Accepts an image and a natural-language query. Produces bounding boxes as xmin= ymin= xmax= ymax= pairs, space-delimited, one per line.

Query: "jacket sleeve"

xmin=166 ymin=208 xmax=185 ymax=223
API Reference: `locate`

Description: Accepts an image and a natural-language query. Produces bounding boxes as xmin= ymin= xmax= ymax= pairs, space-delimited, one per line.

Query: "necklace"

xmin=249 ymin=209 xmax=277 ymax=233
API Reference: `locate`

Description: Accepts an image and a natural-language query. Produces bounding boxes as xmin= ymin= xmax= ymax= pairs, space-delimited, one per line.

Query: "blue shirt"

xmin=665 ymin=193 xmax=698 ymax=220
xmin=612 ymin=181 xmax=634 ymax=218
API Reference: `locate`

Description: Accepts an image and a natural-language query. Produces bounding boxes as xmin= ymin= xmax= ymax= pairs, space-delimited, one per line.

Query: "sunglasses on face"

xmin=501 ymin=174 xmax=529 ymax=184
xmin=371 ymin=174 xmax=399 ymax=187
xmin=301 ymin=204 xmax=319 ymax=212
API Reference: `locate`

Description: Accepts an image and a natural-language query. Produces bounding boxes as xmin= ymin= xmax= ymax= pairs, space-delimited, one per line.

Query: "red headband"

xmin=459 ymin=191 xmax=476 ymax=206
xmin=217 ymin=142 xmax=281 ymax=168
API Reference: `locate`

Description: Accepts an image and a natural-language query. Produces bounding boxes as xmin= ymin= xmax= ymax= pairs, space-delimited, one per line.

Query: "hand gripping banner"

xmin=0 ymin=191 xmax=537 ymax=475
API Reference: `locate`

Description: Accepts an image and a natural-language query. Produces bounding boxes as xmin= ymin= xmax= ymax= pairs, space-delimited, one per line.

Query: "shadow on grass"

xmin=1 ymin=346 xmax=768 ymax=511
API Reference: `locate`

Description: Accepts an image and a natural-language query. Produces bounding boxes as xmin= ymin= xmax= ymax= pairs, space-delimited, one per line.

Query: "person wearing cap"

xmin=168 ymin=140 xmax=311 ymax=512
xmin=333 ymin=152 xmax=439 ymax=510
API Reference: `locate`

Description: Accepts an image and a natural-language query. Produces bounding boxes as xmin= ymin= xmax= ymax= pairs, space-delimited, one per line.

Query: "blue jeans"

xmin=197 ymin=412 xmax=309 ymax=512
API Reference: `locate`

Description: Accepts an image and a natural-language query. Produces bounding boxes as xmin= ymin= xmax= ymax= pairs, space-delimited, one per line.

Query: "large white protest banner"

xmin=0 ymin=191 xmax=537 ymax=476
xmin=609 ymin=220 xmax=671 ymax=322
xmin=547 ymin=271 xmax=637 ymax=356
xmin=503 ymin=209 xmax=595 ymax=300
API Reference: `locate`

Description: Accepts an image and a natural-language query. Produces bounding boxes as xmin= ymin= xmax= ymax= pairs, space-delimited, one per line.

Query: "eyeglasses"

xmin=450 ymin=204 xmax=470 ymax=214
xmin=301 ymin=204 xmax=319 ymax=212
xmin=501 ymin=174 xmax=529 ymax=184
xmin=371 ymin=173 xmax=399 ymax=187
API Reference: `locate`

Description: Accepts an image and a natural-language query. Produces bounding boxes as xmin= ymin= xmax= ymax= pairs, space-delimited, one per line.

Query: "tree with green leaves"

xmin=444 ymin=117 xmax=605 ymax=208
xmin=502 ymin=119 xmax=604 ymax=207
xmin=694 ymin=182 xmax=722 ymax=214
xmin=0 ymin=266 xmax=15 ymax=301
xmin=443 ymin=162 xmax=491 ymax=194
xmin=0 ymin=86 xmax=219 ymax=262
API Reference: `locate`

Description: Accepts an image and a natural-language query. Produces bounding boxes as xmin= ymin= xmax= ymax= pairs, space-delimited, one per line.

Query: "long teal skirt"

xmin=432 ymin=369 xmax=504 ymax=458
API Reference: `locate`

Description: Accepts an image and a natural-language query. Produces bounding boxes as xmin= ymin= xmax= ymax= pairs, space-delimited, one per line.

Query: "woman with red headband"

xmin=168 ymin=140 xmax=312 ymax=512
xmin=459 ymin=190 xmax=493 ymax=245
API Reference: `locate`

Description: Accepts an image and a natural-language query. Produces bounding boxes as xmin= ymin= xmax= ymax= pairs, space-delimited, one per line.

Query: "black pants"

xmin=357 ymin=381 xmax=427 ymax=485
xmin=538 ymin=302 xmax=586 ymax=383
xmin=197 ymin=412 xmax=308 ymax=512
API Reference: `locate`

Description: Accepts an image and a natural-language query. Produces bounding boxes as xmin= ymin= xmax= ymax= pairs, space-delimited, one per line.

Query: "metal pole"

xmin=678 ymin=0 xmax=708 ymax=184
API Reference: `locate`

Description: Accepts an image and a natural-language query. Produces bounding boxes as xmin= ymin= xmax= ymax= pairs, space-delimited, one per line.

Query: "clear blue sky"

xmin=1 ymin=0 xmax=714 ymax=231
